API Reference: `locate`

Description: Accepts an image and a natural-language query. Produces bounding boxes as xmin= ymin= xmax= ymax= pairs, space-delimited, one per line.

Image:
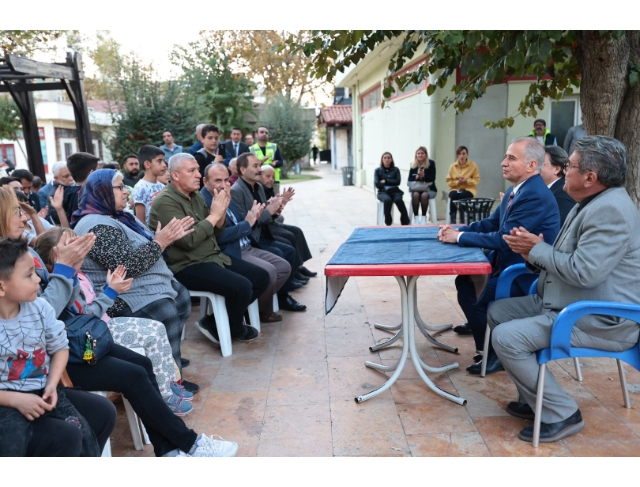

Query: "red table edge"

xmin=324 ymin=262 xmax=492 ymax=277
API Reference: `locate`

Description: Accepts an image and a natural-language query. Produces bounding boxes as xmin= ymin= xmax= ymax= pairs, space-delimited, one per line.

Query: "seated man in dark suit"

xmin=230 ymin=153 xmax=307 ymax=312
xmin=494 ymin=136 xmax=640 ymax=443
xmin=201 ymin=163 xmax=291 ymax=323
xmin=541 ymin=146 xmax=577 ymax=225
xmin=437 ymin=137 xmax=561 ymax=375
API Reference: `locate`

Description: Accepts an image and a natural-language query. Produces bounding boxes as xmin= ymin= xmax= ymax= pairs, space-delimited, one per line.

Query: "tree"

xmin=109 ymin=58 xmax=198 ymax=160
xmin=199 ymin=30 xmax=331 ymax=104
xmin=258 ymin=95 xmax=314 ymax=177
xmin=0 ymin=30 xmax=66 ymax=55
xmin=172 ymin=42 xmax=255 ymax=134
xmin=285 ymin=30 xmax=640 ymax=204
xmin=0 ymin=95 xmax=26 ymax=160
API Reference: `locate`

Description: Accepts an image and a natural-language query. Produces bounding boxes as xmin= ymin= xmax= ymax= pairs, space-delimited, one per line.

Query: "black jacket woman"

xmin=374 ymin=152 xmax=410 ymax=226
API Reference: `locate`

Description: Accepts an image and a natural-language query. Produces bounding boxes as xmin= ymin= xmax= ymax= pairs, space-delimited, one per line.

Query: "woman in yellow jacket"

xmin=445 ymin=146 xmax=480 ymax=223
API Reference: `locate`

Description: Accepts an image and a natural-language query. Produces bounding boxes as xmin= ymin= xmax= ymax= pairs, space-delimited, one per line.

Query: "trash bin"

xmin=453 ymin=198 xmax=495 ymax=224
xmin=294 ymin=162 xmax=301 ymax=175
xmin=341 ymin=166 xmax=354 ymax=186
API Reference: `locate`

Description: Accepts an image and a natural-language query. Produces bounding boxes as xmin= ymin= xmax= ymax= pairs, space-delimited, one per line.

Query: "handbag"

xmin=59 ymin=308 xmax=114 ymax=365
xmin=408 ymin=180 xmax=430 ymax=192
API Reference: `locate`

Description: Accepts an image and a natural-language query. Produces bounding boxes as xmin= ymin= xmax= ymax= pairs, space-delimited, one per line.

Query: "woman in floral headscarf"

xmin=70 ymin=169 xmax=198 ymax=392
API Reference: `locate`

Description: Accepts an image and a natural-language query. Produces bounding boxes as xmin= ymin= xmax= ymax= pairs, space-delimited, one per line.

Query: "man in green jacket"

xmin=149 ymin=153 xmax=270 ymax=344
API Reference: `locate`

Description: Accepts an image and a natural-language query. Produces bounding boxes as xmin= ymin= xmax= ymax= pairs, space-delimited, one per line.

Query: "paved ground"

xmin=112 ymin=164 xmax=640 ymax=457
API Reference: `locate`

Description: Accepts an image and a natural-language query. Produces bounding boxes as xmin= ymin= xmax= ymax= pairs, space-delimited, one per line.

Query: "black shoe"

xmin=467 ymin=353 xmax=504 ymax=375
xmin=279 ymin=294 xmax=307 ymax=312
xmin=181 ymin=358 xmax=190 ymax=368
xmin=473 ymin=353 xmax=483 ymax=363
xmin=518 ymin=409 xmax=585 ymax=443
xmin=181 ymin=379 xmax=200 ymax=395
xmin=506 ymin=401 xmax=535 ymax=420
xmin=196 ymin=316 xmax=220 ymax=345
xmin=290 ymin=280 xmax=304 ymax=290
xmin=233 ymin=325 xmax=259 ymax=342
xmin=294 ymin=276 xmax=309 ymax=285
xmin=298 ymin=266 xmax=317 ymax=277
xmin=294 ymin=272 xmax=310 ymax=282
xmin=453 ymin=323 xmax=473 ymax=335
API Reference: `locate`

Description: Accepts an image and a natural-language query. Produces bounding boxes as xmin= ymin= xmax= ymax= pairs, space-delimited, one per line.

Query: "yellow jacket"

xmin=446 ymin=160 xmax=480 ymax=196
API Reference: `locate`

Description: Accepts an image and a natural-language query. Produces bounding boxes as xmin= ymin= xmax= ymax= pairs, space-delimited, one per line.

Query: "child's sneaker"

xmin=165 ymin=393 xmax=193 ymax=416
xmin=190 ymin=434 xmax=238 ymax=457
xmin=170 ymin=381 xmax=194 ymax=401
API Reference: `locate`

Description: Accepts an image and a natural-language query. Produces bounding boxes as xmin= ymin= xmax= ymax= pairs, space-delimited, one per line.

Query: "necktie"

xmin=234 ymin=143 xmax=238 ymax=157
xmin=506 ymin=191 xmax=515 ymax=212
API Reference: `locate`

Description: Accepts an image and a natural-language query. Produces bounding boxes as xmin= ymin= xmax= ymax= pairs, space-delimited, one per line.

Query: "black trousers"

xmin=174 ymin=256 xmax=270 ymax=334
xmin=448 ymin=190 xmax=474 ymax=223
xmin=64 ymin=388 xmax=116 ymax=453
xmin=455 ymin=273 xmax=534 ymax=352
xmin=67 ymin=344 xmax=198 ymax=457
xmin=271 ymin=223 xmax=312 ymax=263
xmin=259 ymin=238 xmax=299 ymax=294
xmin=377 ymin=191 xmax=410 ymax=225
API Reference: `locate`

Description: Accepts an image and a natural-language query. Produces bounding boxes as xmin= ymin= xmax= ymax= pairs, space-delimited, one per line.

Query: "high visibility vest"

xmin=250 ymin=142 xmax=280 ymax=182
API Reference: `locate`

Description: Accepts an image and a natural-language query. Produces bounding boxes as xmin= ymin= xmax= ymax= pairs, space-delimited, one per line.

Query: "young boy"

xmin=0 ymin=238 xmax=101 ymax=456
xmin=133 ymin=146 xmax=167 ymax=225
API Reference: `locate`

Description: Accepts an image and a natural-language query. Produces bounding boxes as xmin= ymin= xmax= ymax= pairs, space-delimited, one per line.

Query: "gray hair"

xmin=261 ymin=165 xmax=275 ymax=173
xmin=168 ymin=153 xmax=195 ymax=175
xmin=544 ymin=146 xmax=569 ymax=178
xmin=203 ymin=162 xmax=228 ymax=180
xmin=112 ymin=171 xmax=123 ymax=185
xmin=511 ymin=137 xmax=544 ymax=172
xmin=52 ymin=161 xmax=67 ymax=176
xmin=573 ymin=136 xmax=627 ymax=188
xmin=195 ymin=123 xmax=206 ymax=137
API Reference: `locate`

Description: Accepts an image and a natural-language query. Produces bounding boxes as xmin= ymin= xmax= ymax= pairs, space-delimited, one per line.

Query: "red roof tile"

xmin=321 ymin=105 xmax=352 ymax=125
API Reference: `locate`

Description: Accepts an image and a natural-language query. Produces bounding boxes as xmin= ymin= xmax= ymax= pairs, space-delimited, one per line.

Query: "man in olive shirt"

xmin=149 ymin=153 xmax=270 ymax=343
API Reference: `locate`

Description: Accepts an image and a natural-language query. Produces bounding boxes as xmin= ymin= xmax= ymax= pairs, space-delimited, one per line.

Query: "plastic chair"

xmin=273 ymin=294 xmax=279 ymax=313
xmin=375 ymin=182 xmax=392 ymax=225
xmin=482 ymin=264 xmax=582 ymax=380
xmin=532 ymin=301 xmax=640 ymax=447
xmin=453 ymin=198 xmax=495 ymax=224
xmin=408 ymin=197 xmax=438 ymax=224
xmin=446 ymin=196 xmax=452 ymax=224
xmin=183 ymin=291 xmax=260 ymax=356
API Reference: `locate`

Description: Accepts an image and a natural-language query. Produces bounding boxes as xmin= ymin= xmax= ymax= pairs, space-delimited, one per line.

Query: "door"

xmin=59 ymin=138 xmax=77 ymax=160
xmin=550 ymin=98 xmax=581 ymax=150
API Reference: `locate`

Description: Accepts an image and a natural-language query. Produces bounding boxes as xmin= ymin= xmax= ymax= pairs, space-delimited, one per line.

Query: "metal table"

xmin=325 ymin=227 xmax=491 ymax=406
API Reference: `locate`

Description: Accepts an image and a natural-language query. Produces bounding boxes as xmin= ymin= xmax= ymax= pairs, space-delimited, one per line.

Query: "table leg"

xmin=373 ymin=322 xmax=402 ymax=332
xmin=369 ymin=329 xmax=403 ymax=352
xmin=406 ymin=276 xmax=467 ymax=406
xmin=357 ymin=276 xmax=466 ymax=406
xmin=357 ymin=276 xmax=411 ymax=404
xmin=412 ymin=282 xmax=459 ymax=353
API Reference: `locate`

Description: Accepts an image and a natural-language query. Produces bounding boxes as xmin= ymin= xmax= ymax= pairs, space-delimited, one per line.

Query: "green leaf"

xmin=630 ymin=71 xmax=639 ymax=88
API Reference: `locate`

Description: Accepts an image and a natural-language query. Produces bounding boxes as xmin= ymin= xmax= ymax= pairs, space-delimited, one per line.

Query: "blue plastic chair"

xmin=480 ymin=264 xmax=540 ymax=377
xmin=532 ymin=300 xmax=640 ymax=447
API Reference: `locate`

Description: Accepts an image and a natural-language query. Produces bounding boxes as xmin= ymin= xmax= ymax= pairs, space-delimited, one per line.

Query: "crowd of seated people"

xmin=0 ymin=123 xmax=316 ymax=456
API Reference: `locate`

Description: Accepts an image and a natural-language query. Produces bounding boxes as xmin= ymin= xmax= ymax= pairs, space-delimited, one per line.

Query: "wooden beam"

xmin=0 ymin=81 xmax=66 ymax=93
xmin=5 ymin=54 xmax=77 ymax=80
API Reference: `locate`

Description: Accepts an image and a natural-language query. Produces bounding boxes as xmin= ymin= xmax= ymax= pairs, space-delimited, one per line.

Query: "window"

xmin=361 ymin=85 xmax=381 ymax=112
xmin=550 ymin=98 xmax=581 ymax=149
xmin=0 ymin=144 xmax=15 ymax=166
xmin=386 ymin=61 xmax=427 ymax=101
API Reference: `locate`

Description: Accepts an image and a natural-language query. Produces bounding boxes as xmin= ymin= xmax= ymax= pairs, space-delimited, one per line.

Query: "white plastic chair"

xmin=273 ymin=294 xmax=279 ymax=313
xmin=183 ymin=291 xmax=261 ymax=357
xmin=445 ymin=196 xmax=452 ymax=224
xmin=408 ymin=198 xmax=438 ymax=224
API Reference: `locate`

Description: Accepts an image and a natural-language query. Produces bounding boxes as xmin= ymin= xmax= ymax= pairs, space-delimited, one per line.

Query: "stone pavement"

xmin=112 ymin=164 xmax=640 ymax=457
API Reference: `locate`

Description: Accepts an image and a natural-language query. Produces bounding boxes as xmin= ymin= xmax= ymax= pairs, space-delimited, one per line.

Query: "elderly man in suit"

xmin=494 ymin=136 xmax=640 ymax=443
xmin=438 ymin=137 xmax=561 ymax=375
xmin=230 ymin=152 xmax=307 ymax=312
xmin=541 ymin=146 xmax=576 ymax=225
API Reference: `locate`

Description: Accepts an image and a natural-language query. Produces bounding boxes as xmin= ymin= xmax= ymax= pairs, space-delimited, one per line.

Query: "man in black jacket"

xmin=541 ymin=146 xmax=576 ymax=226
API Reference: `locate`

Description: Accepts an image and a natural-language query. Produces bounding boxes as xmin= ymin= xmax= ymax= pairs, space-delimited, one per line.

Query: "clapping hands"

xmin=106 ymin=265 xmax=133 ymax=294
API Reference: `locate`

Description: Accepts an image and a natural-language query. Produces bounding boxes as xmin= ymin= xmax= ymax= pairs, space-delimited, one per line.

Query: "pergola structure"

xmin=0 ymin=52 xmax=92 ymax=179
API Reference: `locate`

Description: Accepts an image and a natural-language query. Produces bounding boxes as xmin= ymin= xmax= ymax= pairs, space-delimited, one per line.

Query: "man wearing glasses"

xmin=495 ymin=136 xmax=640 ymax=443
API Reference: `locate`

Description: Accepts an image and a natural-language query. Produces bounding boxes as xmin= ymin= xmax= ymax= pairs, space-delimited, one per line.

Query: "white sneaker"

xmin=420 ymin=215 xmax=427 ymax=224
xmin=413 ymin=215 xmax=420 ymax=225
xmin=191 ymin=434 xmax=239 ymax=457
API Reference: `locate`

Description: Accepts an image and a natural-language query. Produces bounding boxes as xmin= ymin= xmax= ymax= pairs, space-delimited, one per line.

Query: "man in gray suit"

xmin=489 ymin=136 xmax=640 ymax=443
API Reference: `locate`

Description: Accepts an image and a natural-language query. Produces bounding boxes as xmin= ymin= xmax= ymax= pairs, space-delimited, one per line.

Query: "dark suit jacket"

xmin=230 ymin=179 xmax=274 ymax=241
xmin=458 ymin=174 xmax=561 ymax=275
xmin=223 ymin=140 xmax=249 ymax=165
xmin=549 ymin=178 xmax=577 ymax=226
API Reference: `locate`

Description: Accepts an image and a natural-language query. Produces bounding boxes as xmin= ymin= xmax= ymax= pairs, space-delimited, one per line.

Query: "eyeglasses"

xmin=563 ymin=163 xmax=581 ymax=172
xmin=112 ymin=184 xmax=126 ymax=192
xmin=14 ymin=206 xmax=23 ymax=217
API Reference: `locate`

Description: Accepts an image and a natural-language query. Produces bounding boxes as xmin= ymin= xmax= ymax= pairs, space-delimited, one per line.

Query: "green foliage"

xmin=0 ymin=95 xmax=22 ymax=141
xmin=0 ymin=30 xmax=65 ymax=55
xmin=108 ymin=58 xmax=198 ymax=161
xmin=258 ymin=95 xmax=314 ymax=177
xmin=172 ymin=42 xmax=255 ymax=134
xmin=284 ymin=30 xmax=619 ymax=127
